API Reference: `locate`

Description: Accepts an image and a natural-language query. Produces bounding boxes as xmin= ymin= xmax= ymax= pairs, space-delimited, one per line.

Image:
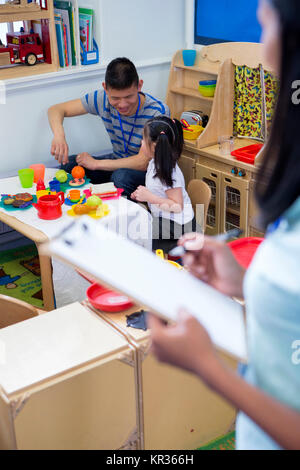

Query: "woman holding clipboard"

xmin=149 ymin=0 xmax=300 ymax=450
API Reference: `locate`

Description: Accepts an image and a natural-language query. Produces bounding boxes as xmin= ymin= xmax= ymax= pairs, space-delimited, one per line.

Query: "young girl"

xmin=149 ymin=0 xmax=300 ymax=450
xmin=131 ymin=116 xmax=196 ymax=250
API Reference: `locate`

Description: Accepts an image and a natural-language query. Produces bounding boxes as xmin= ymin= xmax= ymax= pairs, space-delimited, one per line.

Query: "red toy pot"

xmin=32 ymin=192 xmax=65 ymax=220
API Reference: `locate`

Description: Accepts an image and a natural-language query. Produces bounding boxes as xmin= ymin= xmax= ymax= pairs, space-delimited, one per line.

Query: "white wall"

xmin=0 ymin=0 xmax=185 ymax=175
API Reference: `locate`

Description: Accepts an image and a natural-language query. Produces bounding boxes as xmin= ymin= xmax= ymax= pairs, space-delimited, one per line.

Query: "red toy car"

xmin=0 ymin=31 xmax=44 ymax=66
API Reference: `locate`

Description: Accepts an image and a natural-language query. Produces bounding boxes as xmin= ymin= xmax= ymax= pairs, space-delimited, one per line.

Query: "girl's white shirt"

xmin=145 ymin=159 xmax=194 ymax=225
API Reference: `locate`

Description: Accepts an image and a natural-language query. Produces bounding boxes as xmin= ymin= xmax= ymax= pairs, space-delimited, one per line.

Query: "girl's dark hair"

xmin=144 ymin=116 xmax=183 ymax=187
xmin=255 ymin=0 xmax=300 ymax=228
xmin=105 ymin=58 xmax=139 ymax=90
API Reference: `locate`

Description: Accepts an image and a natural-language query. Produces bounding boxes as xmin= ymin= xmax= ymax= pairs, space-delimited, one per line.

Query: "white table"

xmin=0 ymin=169 xmax=152 ymax=309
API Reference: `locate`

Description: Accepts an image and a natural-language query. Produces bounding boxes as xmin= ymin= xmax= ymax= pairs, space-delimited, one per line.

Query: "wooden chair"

xmin=0 ymin=294 xmax=42 ymax=329
xmin=187 ymin=179 xmax=212 ymax=231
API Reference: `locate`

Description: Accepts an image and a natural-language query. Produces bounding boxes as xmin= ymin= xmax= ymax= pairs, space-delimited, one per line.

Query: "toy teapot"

xmin=32 ymin=192 xmax=65 ymax=220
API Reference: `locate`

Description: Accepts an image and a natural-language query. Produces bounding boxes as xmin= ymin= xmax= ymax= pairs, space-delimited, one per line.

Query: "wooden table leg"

xmin=36 ymin=243 xmax=55 ymax=311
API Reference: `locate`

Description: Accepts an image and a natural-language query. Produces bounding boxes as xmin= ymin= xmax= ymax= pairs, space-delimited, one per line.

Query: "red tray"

xmin=228 ymin=237 xmax=263 ymax=269
xmin=86 ymin=282 xmax=134 ymax=312
xmin=231 ymin=144 xmax=263 ymax=165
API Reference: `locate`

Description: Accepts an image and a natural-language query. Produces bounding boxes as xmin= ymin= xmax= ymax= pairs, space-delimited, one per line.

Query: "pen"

xmin=168 ymin=228 xmax=243 ymax=258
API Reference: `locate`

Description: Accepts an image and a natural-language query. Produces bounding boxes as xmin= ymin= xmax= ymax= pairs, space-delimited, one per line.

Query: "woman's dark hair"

xmin=105 ymin=58 xmax=139 ymax=90
xmin=256 ymin=0 xmax=300 ymax=228
xmin=144 ymin=116 xmax=183 ymax=187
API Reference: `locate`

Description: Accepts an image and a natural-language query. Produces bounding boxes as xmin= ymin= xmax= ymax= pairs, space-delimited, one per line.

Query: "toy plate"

xmin=54 ymin=175 xmax=91 ymax=192
xmin=87 ymin=282 xmax=134 ymax=312
xmin=228 ymin=237 xmax=264 ymax=269
xmin=67 ymin=202 xmax=110 ymax=219
xmin=64 ymin=196 xmax=86 ymax=206
xmin=0 ymin=194 xmax=37 ymax=211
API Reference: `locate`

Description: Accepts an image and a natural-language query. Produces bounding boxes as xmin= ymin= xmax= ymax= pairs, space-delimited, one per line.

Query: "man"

xmin=48 ymin=57 xmax=170 ymax=197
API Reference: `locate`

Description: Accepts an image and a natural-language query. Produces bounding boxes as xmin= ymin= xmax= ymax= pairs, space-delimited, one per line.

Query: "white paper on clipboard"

xmin=43 ymin=217 xmax=248 ymax=362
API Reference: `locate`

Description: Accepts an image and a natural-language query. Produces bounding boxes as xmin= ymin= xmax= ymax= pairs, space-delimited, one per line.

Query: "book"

xmin=54 ymin=7 xmax=72 ymax=66
xmin=44 ymin=218 xmax=248 ymax=362
xmin=62 ymin=23 xmax=68 ymax=67
xmin=79 ymin=16 xmax=89 ymax=52
xmin=54 ymin=0 xmax=77 ymax=66
xmin=79 ymin=7 xmax=94 ymax=51
xmin=54 ymin=13 xmax=65 ymax=67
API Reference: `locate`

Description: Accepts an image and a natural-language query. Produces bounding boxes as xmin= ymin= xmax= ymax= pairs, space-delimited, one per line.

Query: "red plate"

xmin=228 ymin=237 xmax=264 ymax=269
xmin=86 ymin=282 xmax=134 ymax=312
xmin=231 ymin=144 xmax=263 ymax=165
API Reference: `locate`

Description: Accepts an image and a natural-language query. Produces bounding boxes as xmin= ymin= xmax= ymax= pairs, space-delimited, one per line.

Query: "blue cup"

xmin=49 ymin=179 xmax=61 ymax=192
xmin=182 ymin=49 xmax=196 ymax=66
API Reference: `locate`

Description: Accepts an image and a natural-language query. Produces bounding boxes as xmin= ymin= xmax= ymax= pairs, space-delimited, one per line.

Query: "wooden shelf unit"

xmin=0 ymin=0 xmax=59 ymax=79
xmin=166 ymin=44 xmax=275 ymax=237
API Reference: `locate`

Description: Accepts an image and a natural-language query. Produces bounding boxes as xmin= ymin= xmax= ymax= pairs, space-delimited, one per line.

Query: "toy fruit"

xmin=71 ymin=166 xmax=85 ymax=179
xmin=86 ymin=195 xmax=102 ymax=207
xmin=55 ymin=169 xmax=68 ymax=183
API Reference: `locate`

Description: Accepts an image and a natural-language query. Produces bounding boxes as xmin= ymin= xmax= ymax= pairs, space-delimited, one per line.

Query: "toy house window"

xmin=194 ymin=0 xmax=262 ymax=45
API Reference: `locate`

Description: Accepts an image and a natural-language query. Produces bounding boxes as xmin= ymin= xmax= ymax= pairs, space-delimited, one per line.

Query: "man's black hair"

xmin=105 ymin=58 xmax=139 ymax=90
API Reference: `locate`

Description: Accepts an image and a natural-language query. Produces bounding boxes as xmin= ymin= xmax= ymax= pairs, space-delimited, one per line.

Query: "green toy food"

xmin=86 ymin=195 xmax=102 ymax=207
xmin=55 ymin=170 xmax=68 ymax=183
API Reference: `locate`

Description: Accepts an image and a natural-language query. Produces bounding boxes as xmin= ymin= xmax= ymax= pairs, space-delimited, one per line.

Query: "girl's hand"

xmin=76 ymin=152 xmax=97 ymax=170
xmin=149 ymin=310 xmax=220 ymax=383
xmin=179 ymin=233 xmax=246 ymax=299
xmin=133 ymin=185 xmax=153 ymax=203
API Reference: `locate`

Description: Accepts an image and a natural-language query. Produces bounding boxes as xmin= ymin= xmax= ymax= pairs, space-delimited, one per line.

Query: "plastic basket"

xmin=80 ymin=39 xmax=99 ymax=66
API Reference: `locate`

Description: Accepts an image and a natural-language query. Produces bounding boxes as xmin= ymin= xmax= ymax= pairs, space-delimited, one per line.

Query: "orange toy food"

xmin=73 ymin=204 xmax=94 ymax=215
xmin=71 ymin=166 xmax=85 ymax=179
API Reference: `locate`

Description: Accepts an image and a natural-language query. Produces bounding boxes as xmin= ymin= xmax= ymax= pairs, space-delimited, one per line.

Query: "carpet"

xmin=198 ymin=431 xmax=235 ymax=450
xmin=0 ymin=244 xmax=43 ymax=308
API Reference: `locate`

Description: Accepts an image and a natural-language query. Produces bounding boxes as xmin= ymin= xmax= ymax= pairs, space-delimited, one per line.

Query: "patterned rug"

xmin=198 ymin=431 xmax=235 ymax=450
xmin=0 ymin=244 xmax=43 ymax=308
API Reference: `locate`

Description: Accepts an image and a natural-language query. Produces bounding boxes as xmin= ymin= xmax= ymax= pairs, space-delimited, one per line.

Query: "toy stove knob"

xmin=231 ymin=167 xmax=238 ymax=175
xmin=238 ymin=169 xmax=246 ymax=177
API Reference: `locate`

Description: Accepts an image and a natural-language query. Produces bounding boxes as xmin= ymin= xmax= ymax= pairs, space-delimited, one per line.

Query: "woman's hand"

xmin=51 ymin=134 xmax=69 ymax=165
xmin=149 ymin=310 xmax=221 ymax=383
xmin=179 ymin=233 xmax=246 ymax=299
xmin=76 ymin=152 xmax=97 ymax=170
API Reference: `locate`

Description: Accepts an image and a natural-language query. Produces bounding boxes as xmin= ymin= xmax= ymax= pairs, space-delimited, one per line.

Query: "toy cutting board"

xmin=43 ymin=218 xmax=248 ymax=362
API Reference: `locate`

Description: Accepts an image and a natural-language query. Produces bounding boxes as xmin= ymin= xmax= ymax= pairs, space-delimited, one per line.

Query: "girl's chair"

xmin=187 ymin=179 xmax=212 ymax=231
xmin=0 ymin=294 xmax=41 ymax=329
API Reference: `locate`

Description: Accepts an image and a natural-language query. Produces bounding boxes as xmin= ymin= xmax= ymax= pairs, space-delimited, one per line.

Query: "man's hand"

xmin=51 ymin=135 xmax=69 ymax=165
xmin=76 ymin=152 xmax=97 ymax=170
xmin=131 ymin=185 xmax=153 ymax=203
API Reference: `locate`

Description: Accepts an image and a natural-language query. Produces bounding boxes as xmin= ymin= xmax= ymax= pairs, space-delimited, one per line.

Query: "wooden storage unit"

xmin=0 ymin=303 xmax=141 ymax=450
xmin=167 ymin=43 xmax=275 ymax=236
xmin=96 ymin=307 xmax=237 ymax=450
xmin=0 ymin=0 xmax=59 ymax=80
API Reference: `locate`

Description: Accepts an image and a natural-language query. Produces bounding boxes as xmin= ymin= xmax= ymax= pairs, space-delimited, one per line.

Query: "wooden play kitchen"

xmin=0 ymin=298 xmax=237 ymax=450
xmin=167 ymin=43 xmax=278 ymax=238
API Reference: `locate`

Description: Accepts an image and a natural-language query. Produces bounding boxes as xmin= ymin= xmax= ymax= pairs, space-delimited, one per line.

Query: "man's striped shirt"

xmin=81 ymin=90 xmax=170 ymax=159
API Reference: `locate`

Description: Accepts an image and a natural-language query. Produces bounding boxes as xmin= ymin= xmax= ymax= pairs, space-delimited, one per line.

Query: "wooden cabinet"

xmin=220 ymin=174 xmax=249 ymax=236
xmin=195 ymin=163 xmax=221 ymax=235
xmin=195 ymin=159 xmax=250 ymax=236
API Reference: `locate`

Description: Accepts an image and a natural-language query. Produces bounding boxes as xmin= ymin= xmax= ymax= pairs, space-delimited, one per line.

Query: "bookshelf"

xmin=0 ymin=0 xmax=59 ymax=79
xmin=0 ymin=0 xmax=101 ymax=80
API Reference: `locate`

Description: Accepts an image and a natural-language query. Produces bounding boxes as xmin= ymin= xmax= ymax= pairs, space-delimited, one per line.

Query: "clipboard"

xmin=42 ymin=217 xmax=248 ymax=363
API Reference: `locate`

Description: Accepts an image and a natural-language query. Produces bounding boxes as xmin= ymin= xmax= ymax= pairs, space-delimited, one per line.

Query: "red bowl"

xmin=228 ymin=237 xmax=263 ymax=269
xmin=86 ymin=282 xmax=134 ymax=312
